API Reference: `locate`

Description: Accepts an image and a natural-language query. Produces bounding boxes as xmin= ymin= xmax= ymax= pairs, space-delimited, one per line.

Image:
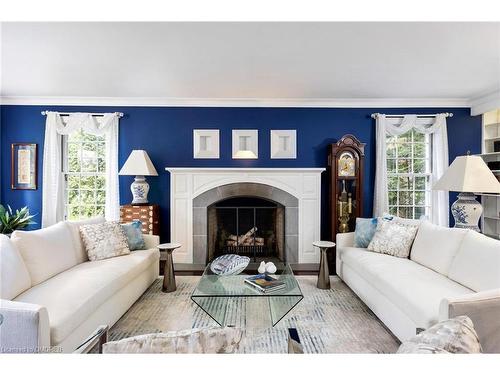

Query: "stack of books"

xmin=244 ymin=274 xmax=286 ymax=293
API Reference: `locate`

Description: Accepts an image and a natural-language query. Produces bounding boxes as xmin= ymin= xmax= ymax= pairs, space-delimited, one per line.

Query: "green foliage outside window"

xmin=64 ymin=129 xmax=106 ymax=220
xmin=386 ymin=129 xmax=431 ymax=220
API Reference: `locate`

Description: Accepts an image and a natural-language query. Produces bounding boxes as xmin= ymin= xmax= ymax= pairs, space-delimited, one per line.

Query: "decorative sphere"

xmin=265 ymin=262 xmax=277 ymax=274
xmin=258 ymin=261 xmax=267 ymax=274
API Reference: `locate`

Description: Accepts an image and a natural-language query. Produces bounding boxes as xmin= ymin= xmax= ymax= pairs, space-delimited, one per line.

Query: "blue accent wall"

xmin=0 ymin=105 xmax=481 ymax=240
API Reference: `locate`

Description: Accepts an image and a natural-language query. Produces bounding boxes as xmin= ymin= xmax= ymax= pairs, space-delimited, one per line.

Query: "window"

xmin=62 ymin=129 xmax=106 ymax=220
xmin=386 ymin=129 xmax=432 ymax=219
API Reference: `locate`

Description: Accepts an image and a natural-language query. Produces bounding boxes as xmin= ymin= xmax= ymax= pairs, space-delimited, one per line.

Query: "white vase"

xmin=131 ymin=175 xmax=150 ymax=205
xmin=451 ymin=192 xmax=482 ymax=232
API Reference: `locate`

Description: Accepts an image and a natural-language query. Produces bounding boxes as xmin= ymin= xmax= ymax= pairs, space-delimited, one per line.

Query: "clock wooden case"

xmin=328 ymin=135 xmax=365 ymax=270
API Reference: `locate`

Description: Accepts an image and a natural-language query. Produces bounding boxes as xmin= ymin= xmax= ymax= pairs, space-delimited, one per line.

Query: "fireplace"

xmin=167 ymin=168 xmax=324 ymax=264
xmin=192 ymin=182 xmax=301 ymax=264
xmin=207 ymin=197 xmax=285 ymax=262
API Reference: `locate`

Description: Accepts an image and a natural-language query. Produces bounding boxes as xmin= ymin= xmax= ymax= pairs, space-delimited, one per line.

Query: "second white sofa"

xmin=336 ymin=220 xmax=500 ymax=353
xmin=0 ymin=218 xmax=160 ymax=353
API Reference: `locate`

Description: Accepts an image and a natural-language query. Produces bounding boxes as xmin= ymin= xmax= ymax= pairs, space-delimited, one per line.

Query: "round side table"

xmin=313 ymin=241 xmax=336 ymax=290
xmin=157 ymin=243 xmax=182 ymax=293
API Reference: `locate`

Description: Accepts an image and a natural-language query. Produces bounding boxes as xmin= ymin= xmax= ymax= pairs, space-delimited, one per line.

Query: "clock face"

xmin=338 ymin=151 xmax=356 ymax=177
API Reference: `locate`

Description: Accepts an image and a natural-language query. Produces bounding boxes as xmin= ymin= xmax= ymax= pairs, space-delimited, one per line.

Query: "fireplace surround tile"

xmin=193 ymin=235 xmax=208 ymax=264
xmin=193 ymin=182 xmax=301 ymax=264
xmin=193 ymin=207 xmax=207 ymax=235
xmin=285 ymin=235 xmax=299 ymax=263
xmin=285 ymin=207 xmax=299 ymax=235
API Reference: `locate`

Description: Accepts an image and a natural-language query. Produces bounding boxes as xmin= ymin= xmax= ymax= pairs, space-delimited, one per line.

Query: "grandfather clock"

xmin=328 ymin=135 xmax=365 ymax=271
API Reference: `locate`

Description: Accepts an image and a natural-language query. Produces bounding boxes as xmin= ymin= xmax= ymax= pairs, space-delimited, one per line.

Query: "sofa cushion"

xmin=448 ymin=231 xmax=500 ymax=292
xmin=339 ymin=247 xmax=474 ymax=328
xmin=14 ymin=248 xmax=159 ymax=345
xmin=66 ymin=217 xmax=106 ymax=263
xmin=410 ymin=221 xmax=468 ymax=276
xmin=11 ymin=222 xmax=78 ymax=286
xmin=0 ymin=234 xmax=31 ymax=299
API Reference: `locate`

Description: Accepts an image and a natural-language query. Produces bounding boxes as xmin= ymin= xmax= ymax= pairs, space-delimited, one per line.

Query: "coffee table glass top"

xmin=191 ymin=263 xmax=303 ymax=327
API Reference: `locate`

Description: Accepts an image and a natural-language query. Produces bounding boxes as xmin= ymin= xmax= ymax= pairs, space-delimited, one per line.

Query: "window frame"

xmin=61 ymin=130 xmax=107 ymax=221
xmin=386 ymin=129 xmax=433 ymax=220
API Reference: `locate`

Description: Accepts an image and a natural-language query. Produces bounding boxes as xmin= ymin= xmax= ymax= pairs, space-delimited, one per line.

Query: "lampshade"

xmin=119 ymin=150 xmax=158 ymax=176
xmin=433 ymin=155 xmax=500 ymax=193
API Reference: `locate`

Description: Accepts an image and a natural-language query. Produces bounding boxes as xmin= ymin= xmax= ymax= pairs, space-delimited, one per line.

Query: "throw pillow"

xmin=80 ymin=222 xmax=130 ymax=261
xmin=382 ymin=213 xmax=422 ymax=229
xmin=103 ymin=327 xmax=243 ymax=354
xmin=397 ymin=316 xmax=482 ymax=354
xmin=353 ymin=217 xmax=378 ymax=248
xmin=120 ymin=221 xmax=146 ymax=250
xmin=367 ymin=219 xmax=418 ymax=258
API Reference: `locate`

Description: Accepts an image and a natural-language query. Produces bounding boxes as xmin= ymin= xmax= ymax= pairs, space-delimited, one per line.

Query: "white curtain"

xmin=373 ymin=113 xmax=449 ymax=226
xmin=42 ymin=112 xmax=120 ymax=227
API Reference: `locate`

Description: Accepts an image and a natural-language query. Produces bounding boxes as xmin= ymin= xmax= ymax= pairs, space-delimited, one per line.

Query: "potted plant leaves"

xmin=0 ymin=204 xmax=37 ymax=237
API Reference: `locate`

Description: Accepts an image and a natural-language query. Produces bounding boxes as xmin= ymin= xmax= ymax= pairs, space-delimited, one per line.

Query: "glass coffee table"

xmin=191 ymin=263 xmax=303 ymax=327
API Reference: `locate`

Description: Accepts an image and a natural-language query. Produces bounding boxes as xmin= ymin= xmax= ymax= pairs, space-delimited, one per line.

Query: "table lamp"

xmin=433 ymin=154 xmax=500 ymax=231
xmin=119 ymin=150 xmax=158 ymax=204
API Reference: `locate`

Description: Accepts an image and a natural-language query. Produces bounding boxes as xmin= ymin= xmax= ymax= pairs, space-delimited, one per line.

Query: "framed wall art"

xmin=11 ymin=143 xmax=38 ymax=190
xmin=232 ymin=129 xmax=258 ymax=159
xmin=193 ymin=129 xmax=220 ymax=159
xmin=270 ymin=130 xmax=297 ymax=159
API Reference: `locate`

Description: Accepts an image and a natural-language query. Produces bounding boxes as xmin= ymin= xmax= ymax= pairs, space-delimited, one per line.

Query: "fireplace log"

xmin=226 ymin=237 xmax=264 ymax=246
xmin=225 ymin=226 xmax=265 ymax=247
xmin=239 ymin=227 xmax=257 ymax=243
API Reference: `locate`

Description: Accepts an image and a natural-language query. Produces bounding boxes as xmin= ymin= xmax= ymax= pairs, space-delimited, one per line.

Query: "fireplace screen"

xmin=207 ymin=197 xmax=285 ymax=262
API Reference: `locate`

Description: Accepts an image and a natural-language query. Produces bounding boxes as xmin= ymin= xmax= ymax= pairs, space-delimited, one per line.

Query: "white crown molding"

xmin=469 ymin=90 xmax=500 ymax=116
xmin=0 ymin=96 xmax=471 ymax=108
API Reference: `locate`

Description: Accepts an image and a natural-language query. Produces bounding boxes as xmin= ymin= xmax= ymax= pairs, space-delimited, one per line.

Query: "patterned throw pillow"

xmin=397 ymin=316 xmax=482 ymax=354
xmin=353 ymin=218 xmax=378 ymax=248
xmin=367 ymin=219 xmax=418 ymax=258
xmin=80 ymin=222 xmax=130 ymax=261
xmin=103 ymin=327 xmax=243 ymax=354
xmin=120 ymin=221 xmax=146 ymax=250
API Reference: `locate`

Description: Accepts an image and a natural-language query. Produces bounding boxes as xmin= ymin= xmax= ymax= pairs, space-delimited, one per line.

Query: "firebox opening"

xmin=207 ymin=196 xmax=285 ymax=263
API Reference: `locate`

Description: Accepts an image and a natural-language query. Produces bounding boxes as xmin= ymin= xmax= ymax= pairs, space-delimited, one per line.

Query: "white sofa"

xmin=336 ymin=220 xmax=500 ymax=353
xmin=0 ymin=218 xmax=160 ymax=353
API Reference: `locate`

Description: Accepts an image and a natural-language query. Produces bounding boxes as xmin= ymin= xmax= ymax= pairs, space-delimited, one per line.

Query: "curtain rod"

xmin=41 ymin=111 xmax=124 ymax=117
xmin=371 ymin=112 xmax=453 ymax=119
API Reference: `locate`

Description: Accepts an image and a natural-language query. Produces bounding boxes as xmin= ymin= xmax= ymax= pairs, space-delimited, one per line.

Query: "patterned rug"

xmin=108 ymin=276 xmax=400 ymax=353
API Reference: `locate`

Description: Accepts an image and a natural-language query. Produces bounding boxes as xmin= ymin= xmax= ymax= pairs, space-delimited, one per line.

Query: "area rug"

xmin=108 ymin=276 xmax=400 ymax=353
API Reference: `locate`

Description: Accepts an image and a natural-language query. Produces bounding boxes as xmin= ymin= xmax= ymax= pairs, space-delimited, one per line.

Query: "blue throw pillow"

xmin=120 ymin=221 xmax=146 ymax=250
xmin=354 ymin=217 xmax=378 ymax=248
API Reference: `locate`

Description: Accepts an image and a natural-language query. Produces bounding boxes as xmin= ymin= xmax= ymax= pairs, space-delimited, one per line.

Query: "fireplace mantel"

xmin=166 ymin=167 xmax=325 ymax=263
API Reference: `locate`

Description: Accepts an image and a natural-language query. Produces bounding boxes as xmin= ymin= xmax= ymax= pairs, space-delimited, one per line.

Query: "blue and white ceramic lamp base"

xmin=451 ymin=192 xmax=482 ymax=232
xmin=131 ymin=175 xmax=150 ymax=205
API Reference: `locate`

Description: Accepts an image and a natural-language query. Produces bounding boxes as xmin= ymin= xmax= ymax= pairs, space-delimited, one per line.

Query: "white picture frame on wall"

xmin=270 ymin=130 xmax=297 ymax=159
xmin=232 ymin=129 xmax=258 ymax=159
xmin=193 ymin=129 xmax=220 ymax=159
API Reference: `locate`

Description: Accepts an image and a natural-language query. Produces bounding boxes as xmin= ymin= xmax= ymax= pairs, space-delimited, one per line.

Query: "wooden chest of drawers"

xmin=119 ymin=204 xmax=160 ymax=235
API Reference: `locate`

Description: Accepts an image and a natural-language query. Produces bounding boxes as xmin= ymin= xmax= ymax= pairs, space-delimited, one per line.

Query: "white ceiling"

xmin=1 ymin=22 xmax=499 ymax=107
